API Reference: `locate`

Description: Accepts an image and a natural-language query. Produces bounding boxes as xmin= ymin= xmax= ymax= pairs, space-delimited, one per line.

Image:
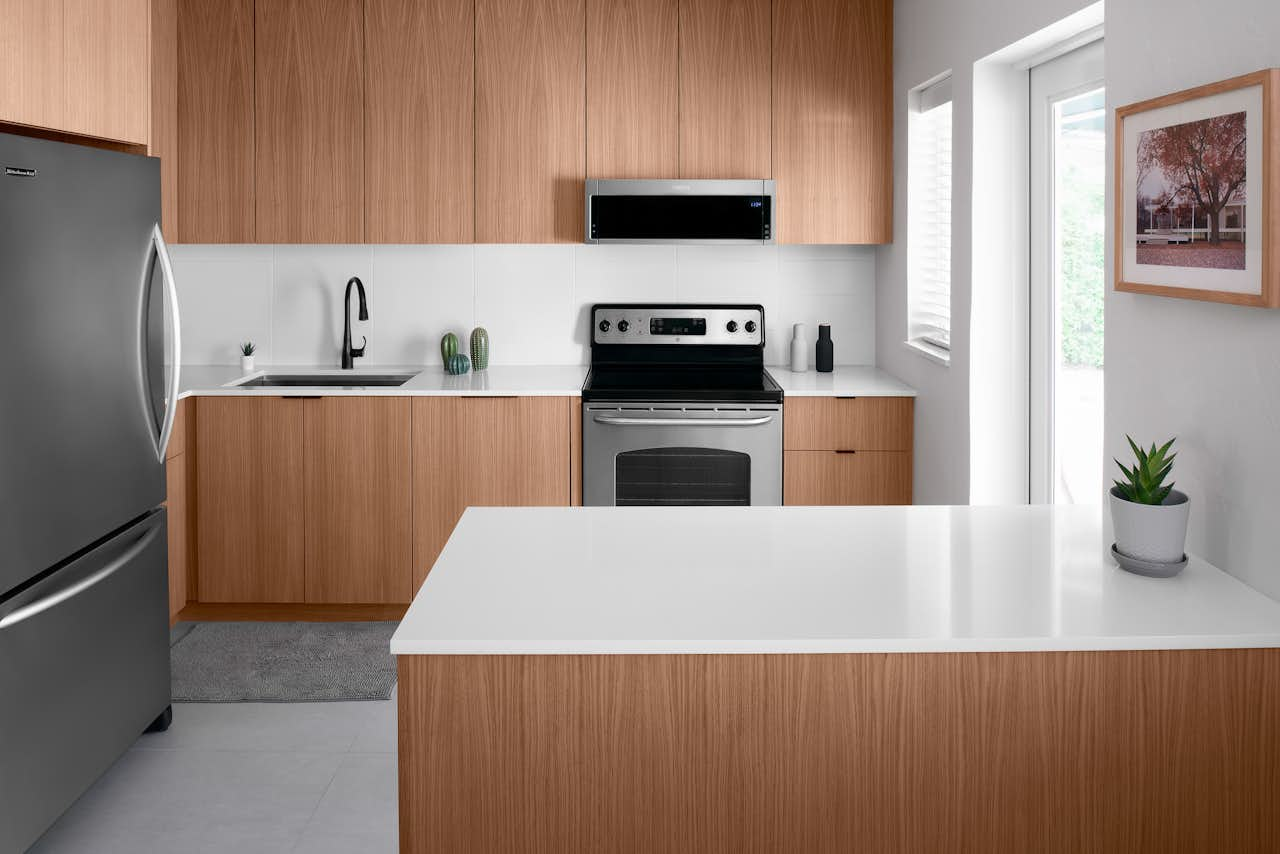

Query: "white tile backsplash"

xmin=169 ymin=244 xmax=877 ymax=367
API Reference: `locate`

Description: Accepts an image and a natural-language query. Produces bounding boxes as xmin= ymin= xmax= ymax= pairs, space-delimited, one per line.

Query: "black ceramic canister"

xmin=816 ymin=323 xmax=833 ymax=372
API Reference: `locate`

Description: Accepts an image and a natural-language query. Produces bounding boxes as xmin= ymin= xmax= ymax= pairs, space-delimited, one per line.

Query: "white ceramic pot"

xmin=1109 ymin=487 xmax=1189 ymax=564
xmin=240 ymin=355 xmax=255 ymax=374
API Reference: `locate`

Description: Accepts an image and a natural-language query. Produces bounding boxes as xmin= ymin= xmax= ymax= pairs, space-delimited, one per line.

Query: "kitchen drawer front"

xmin=783 ymin=450 xmax=912 ymax=505
xmin=783 ymin=396 xmax=913 ymax=451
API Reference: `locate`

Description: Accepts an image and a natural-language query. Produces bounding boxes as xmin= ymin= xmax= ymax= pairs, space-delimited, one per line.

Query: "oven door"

xmin=583 ymin=404 xmax=782 ymax=506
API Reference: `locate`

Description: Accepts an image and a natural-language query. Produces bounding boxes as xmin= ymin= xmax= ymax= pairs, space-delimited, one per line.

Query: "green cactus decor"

xmin=469 ymin=326 xmax=490 ymax=371
xmin=440 ymin=332 xmax=459 ymax=366
xmin=445 ymin=352 xmax=471 ymax=376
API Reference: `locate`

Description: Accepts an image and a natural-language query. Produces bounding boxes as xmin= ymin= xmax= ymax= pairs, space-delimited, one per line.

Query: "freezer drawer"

xmin=0 ymin=510 xmax=170 ymax=853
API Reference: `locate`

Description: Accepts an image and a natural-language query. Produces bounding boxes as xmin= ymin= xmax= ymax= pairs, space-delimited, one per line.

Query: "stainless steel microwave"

xmin=584 ymin=179 xmax=776 ymax=244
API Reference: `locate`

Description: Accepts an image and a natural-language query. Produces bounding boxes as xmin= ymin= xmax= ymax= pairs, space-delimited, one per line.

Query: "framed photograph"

xmin=1115 ymin=69 xmax=1280 ymax=307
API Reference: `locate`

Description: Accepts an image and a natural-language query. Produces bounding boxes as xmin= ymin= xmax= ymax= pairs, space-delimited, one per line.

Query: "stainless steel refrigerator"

xmin=0 ymin=132 xmax=180 ymax=852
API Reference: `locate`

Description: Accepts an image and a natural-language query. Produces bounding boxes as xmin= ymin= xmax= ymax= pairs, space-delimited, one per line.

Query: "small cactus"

xmin=470 ymin=327 xmax=489 ymax=371
xmin=445 ymin=353 xmax=471 ymax=376
xmin=440 ymin=332 xmax=458 ymax=366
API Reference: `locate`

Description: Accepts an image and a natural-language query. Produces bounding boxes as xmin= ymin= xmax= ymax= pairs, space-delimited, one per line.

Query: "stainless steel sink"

xmin=234 ymin=372 xmax=419 ymax=388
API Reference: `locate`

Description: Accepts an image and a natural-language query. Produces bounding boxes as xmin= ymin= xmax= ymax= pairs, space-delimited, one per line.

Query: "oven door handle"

xmin=592 ymin=413 xmax=774 ymax=427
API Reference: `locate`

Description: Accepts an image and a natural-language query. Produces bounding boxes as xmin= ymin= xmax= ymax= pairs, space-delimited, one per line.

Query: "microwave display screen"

xmin=650 ymin=317 xmax=706 ymax=336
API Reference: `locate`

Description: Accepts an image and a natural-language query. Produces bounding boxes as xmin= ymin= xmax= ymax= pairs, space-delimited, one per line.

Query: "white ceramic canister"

xmin=790 ymin=322 xmax=808 ymax=372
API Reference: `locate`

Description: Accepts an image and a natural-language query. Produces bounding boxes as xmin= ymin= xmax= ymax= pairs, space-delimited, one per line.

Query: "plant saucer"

xmin=1111 ymin=543 xmax=1187 ymax=578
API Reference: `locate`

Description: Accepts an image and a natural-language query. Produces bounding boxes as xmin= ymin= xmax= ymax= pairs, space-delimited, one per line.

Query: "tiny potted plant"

xmin=239 ymin=341 xmax=256 ymax=374
xmin=1110 ymin=436 xmax=1189 ymax=576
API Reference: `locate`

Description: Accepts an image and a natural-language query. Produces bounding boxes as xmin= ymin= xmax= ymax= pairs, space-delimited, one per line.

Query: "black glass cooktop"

xmin=582 ymin=366 xmax=783 ymax=403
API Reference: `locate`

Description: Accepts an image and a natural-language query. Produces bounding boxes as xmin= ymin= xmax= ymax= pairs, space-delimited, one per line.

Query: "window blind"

xmin=908 ymin=79 xmax=953 ymax=352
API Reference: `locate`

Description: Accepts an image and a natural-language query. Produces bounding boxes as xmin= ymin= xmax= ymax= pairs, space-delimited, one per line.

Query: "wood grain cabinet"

xmin=177 ymin=0 xmax=255 ymax=242
xmin=1 ymin=0 xmax=150 ymax=145
xmin=196 ymin=397 xmax=307 ymax=603
xmin=365 ymin=0 xmax=474 ymax=243
xmin=678 ymin=0 xmax=771 ymax=179
xmin=586 ymin=0 xmax=678 ymax=179
xmin=304 ymin=397 xmax=412 ymax=604
xmin=164 ymin=398 xmax=193 ymax=621
xmin=783 ymin=397 xmax=913 ymax=505
xmin=412 ymin=397 xmax=573 ymax=590
xmin=773 ymin=0 xmax=893 ymax=243
xmin=475 ymin=0 xmax=585 ymax=243
xmin=254 ymin=0 xmax=365 ymax=243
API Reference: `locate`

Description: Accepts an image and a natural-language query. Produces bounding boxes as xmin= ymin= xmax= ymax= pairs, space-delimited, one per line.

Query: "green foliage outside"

xmin=1058 ymin=150 xmax=1105 ymax=369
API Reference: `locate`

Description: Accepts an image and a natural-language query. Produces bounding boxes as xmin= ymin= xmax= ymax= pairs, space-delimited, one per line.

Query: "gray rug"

xmin=170 ymin=621 xmax=398 ymax=703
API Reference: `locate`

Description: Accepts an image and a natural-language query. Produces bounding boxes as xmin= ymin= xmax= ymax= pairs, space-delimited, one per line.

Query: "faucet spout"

xmin=342 ymin=276 xmax=368 ymax=369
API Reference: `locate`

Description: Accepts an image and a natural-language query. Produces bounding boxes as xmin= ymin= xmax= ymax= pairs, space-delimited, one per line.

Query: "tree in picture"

xmin=1136 ymin=111 xmax=1246 ymax=269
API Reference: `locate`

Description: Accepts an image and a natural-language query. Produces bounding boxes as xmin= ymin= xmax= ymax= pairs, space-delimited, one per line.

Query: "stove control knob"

xmin=726 ymin=320 xmax=739 ymax=333
xmin=598 ymin=319 xmax=611 ymax=333
xmin=744 ymin=320 xmax=757 ymax=334
xmin=618 ymin=319 xmax=631 ymax=333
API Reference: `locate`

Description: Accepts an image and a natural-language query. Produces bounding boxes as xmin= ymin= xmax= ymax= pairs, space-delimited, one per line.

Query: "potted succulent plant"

xmin=1110 ymin=436 xmax=1189 ymax=575
xmin=239 ymin=341 xmax=256 ymax=374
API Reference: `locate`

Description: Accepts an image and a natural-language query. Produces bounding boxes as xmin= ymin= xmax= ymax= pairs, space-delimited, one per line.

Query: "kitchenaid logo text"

xmin=5 ymin=167 xmax=37 ymax=178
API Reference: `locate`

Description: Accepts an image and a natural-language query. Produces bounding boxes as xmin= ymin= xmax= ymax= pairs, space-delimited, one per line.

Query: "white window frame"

xmin=907 ymin=74 xmax=954 ymax=363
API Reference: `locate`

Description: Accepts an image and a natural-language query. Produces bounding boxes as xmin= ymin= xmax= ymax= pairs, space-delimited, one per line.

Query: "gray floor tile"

xmin=32 ymin=747 xmax=343 ymax=853
xmin=292 ymin=754 xmax=398 ymax=854
xmin=135 ymin=700 xmax=383 ymax=754
xmin=348 ymin=698 xmax=397 ymax=754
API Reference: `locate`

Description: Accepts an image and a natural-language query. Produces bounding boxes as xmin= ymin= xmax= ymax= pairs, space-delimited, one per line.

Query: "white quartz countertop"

xmin=768 ymin=365 xmax=917 ymax=397
xmin=390 ymin=505 xmax=1280 ymax=655
xmin=176 ymin=364 xmax=589 ymax=398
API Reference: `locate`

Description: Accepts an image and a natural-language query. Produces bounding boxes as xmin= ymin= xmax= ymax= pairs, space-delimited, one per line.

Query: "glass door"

xmin=1029 ymin=41 xmax=1105 ymax=504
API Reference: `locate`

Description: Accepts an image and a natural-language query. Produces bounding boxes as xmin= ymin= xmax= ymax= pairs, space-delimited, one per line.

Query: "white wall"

xmin=171 ymin=243 xmax=877 ymax=368
xmin=1105 ymin=0 xmax=1280 ymax=599
xmin=877 ymin=0 xmax=1100 ymax=504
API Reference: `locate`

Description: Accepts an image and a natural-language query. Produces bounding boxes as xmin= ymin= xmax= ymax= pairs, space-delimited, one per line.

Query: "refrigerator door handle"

xmin=150 ymin=223 xmax=182 ymax=461
xmin=0 ymin=522 xmax=161 ymax=631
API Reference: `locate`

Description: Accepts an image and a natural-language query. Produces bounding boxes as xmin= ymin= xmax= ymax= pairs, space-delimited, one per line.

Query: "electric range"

xmin=581 ymin=303 xmax=783 ymax=506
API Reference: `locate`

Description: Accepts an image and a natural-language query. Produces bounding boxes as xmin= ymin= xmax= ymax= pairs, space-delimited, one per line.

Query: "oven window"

xmin=615 ymin=448 xmax=751 ymax=506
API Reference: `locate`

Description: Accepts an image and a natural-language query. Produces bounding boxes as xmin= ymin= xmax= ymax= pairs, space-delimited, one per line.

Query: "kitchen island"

xmin=396 ymin=505 xmax=1280 ymax=852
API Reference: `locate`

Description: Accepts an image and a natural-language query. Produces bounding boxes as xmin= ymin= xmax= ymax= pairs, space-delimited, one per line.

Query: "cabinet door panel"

xmin=196 ymin=397 xmax=306 ymax=602
xmin=412 ymin=397 xmax=571 ymax=590
xmin=679 ymin=0 xmax=770 ymax=179
xmin=255 ymin=0 xmax=364 ymax=242
xmin=365 ymin=0 xmax=474 ymax=243
xmin=475 ymin=0 xmax=585 ymax=243
xmin=63 ymin=0 xmax=150 ymax=144
xmin=305 ymin=398 xmax=412 ymax=604
xmin=783 ymin=397 xmax=914 ymax=451
xmin=0 ymin=0 xmax=64 ymax=131
xmin=784 ymin=451 xmax=911 ymax=505
xmin=178 ymin=0 xmax=255 ymax=242
xmin=773 ymin=0 xmax=892 ymax=243
xmin=587 ymin=0 xmax=678 ymax=179
xmin=165 ymin=453 xmax=189 ymax=620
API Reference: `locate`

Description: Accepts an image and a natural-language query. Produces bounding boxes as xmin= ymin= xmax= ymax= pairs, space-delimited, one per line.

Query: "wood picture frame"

xmin=1114 ymin=69 xmax=1280 ymax=307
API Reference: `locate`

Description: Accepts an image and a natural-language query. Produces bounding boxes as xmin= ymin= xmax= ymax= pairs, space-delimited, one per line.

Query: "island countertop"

xmin=390 ymin=504 xmax=1280 ymax=655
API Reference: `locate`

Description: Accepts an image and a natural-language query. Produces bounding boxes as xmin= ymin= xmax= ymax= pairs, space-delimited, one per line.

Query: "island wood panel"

xmin=165 ymin=452 xmax=189 ymax=621
xmin=678 ymin=0 xmax=770 ymax=179
xmin=772 ymin=0 xmax=893 ymax=243
xmin=0 ymin=0 xmax=64 ymax=131
xmin=783 ymin=396 xmax=913 ymax=451
xmin=196 ymin=397 xmax=306 ymax=602
xmin=365 ymin=0 xmax=474 ymax=243
xmin=151 ymin=0 xmax=179 ymax=238
xmin=255 ymin=0 xmax=364 ymax=243
xmin=399 ymin=648 xmax=1280 ymax=854
xmin=784 ymin=450 xmax=911 ymax=505
xmin=166 ymin=398 xmax=189 ymax=460
xmin=177 ymin=0 xmax=255 ymax=242
xmin=475 ymin=0 xmax=585 ymax=243
xmin=411 ymin=397 xmax=572 ymax=589
xmin=570 ymin=397 xmax=582 ymax=506
xmin=304 ymin=397 xmax=413 ymax=604
xmin=176 ymin=602 xmax=408 ymax=623
xmin=62 ymin=0 xmax=150 ymax=145
xmin=586 ymin=0 xmax=678 ymax=179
